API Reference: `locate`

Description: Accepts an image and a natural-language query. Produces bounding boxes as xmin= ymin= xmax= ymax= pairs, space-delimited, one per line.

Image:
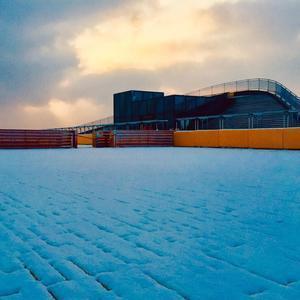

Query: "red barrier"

xmin=93 ymin=131 xmax=114 ymax=148
xmin=93 ymin=130 xmax=173 ymax=147
xmin=115 ymin=130 xmax=173 ymax=147
xmin=0 ymin=129 xmax=77 ymax=149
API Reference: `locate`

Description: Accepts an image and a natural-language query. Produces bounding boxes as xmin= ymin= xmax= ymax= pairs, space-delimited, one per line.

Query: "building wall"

xmin=113 ymin=90 xmax=164 ymax=123
xmin=113 ymin=90 xmax=288 ymax=129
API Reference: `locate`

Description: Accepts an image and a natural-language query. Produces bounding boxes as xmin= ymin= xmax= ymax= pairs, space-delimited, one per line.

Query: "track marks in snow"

xmin=0 ymin=288 xmax=21 ymax=297
xmin=1 ymin=149 xmax=300 ymax=299
xmin=144 ymin=271 xmax=189 ymax=300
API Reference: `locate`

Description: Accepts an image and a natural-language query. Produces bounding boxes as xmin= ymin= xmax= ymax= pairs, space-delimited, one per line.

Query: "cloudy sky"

xmin=1 ymin=0 xmax=299 ymax=128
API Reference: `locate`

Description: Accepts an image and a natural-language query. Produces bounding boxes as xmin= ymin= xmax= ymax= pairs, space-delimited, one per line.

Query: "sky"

xmin=0 ymin=0 xmax=300 ymax=129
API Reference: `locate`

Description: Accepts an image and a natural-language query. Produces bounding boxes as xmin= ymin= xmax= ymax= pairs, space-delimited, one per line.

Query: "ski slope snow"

xmin=0 ymin=147 xmax=300 ymax=299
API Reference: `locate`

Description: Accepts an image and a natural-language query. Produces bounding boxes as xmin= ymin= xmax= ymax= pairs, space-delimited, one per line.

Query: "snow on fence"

xmin=0 ymin=129 xmax=77 ymax=149
xmin=93 ymin=130 xmax=174 ymax=147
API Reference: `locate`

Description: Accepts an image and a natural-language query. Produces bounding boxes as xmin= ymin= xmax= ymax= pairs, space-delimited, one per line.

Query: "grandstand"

xmin=114 ymin=78 xmax=300 ymax=130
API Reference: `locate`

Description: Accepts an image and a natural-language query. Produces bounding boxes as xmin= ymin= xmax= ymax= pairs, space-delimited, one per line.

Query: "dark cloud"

xmin=0 ymin=0 xmax=122 ymax=24
xmin=0 ymin=0 xmax=125 ymax=105
xmin=206 ymin=0 xmax=300 ymax=92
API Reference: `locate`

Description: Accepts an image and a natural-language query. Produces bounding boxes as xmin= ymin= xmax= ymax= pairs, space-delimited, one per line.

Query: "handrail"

xmin=186 ymin=78 xmax=300 ymax=110
xmin=78 ymin=115 xmax=114 ymax=127
xmin=53 ymin=119 xmax=169 ymax=133
xmin=176 ymin=110 xmax=300 ymax=130
xmin=176 ymin=110 xmax=291 ymax=122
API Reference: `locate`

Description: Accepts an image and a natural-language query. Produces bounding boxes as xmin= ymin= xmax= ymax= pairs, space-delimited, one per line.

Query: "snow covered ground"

xmin=0 ymin=147 xmax=300 ymax=299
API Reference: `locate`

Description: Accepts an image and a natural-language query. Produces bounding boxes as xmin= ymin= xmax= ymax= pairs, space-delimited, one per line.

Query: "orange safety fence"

xmin=174 ymin=128 xmax=300 ymax=150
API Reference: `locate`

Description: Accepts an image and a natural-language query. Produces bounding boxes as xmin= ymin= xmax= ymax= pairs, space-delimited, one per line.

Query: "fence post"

xmin=285 ymin=112 xmax=290 ymax=128
xmin=72 ymin=131 xmax=78 ymax=148
xmin=248 ymin=114 xmax=254 ymax=129
xmin=219 ymin=116 xmax=224 ymax=130
xmin=114 ymin=130 xmax=117 ymax=147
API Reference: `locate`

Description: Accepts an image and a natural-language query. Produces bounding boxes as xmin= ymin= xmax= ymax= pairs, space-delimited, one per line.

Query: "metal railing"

xmin=55 ymin=119 xmax=169 ymax=134
xmin=112 ymin=119 xmax=169 ymax=131
xmin=186 ymin=78 xmax=300 ymax=110
xmin=176 ymin=110 xmax=300 ymax=130
xmin=78 ymin=115 xmax=114 ymax=127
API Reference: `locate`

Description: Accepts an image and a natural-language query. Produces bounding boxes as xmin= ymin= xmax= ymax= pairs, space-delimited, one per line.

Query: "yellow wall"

xmin=174 ymin=128 xmax=300 ymax=150
xmin=219 ymin=130 xmax=249 ymax=148
xmin=174 ymin=130 xmax=220 ymax=147
xmin=78 ymin=134 xmax=93 ymax=145
xmin=173 ymin=131 xmax=198 ymax=147
xmin=248 ymin=129 xmax=283 ymax=149
xmin=195 ymin=130 xmax=219 ymax=147
xmin=283 ymin=128 xmax=300 ymax=150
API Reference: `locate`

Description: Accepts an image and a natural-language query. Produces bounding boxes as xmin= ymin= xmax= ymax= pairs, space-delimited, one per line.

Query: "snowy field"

xmin=0 ymin=148 xmax=300 ymax=299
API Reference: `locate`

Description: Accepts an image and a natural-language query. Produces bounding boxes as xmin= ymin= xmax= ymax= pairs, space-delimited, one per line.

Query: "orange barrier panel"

xmin=195 ymin=130 xmax=219 ymax=147
xmin=174 ymin=130 xmax=219 ymax=147
xmin=174 ymin=128 xmax=300 ymax=150
xmin=173 ymin=131 xmax=197 ymax=147
xmin=78 ymin=134 xmax=93 ymax=145
xmin=283 ymin=128 xmax=300 ymax=149
xmin=248 ymin=129 xmax=283 ymax=149
xmin=219 ymin=130 xmax=249 ymax=148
